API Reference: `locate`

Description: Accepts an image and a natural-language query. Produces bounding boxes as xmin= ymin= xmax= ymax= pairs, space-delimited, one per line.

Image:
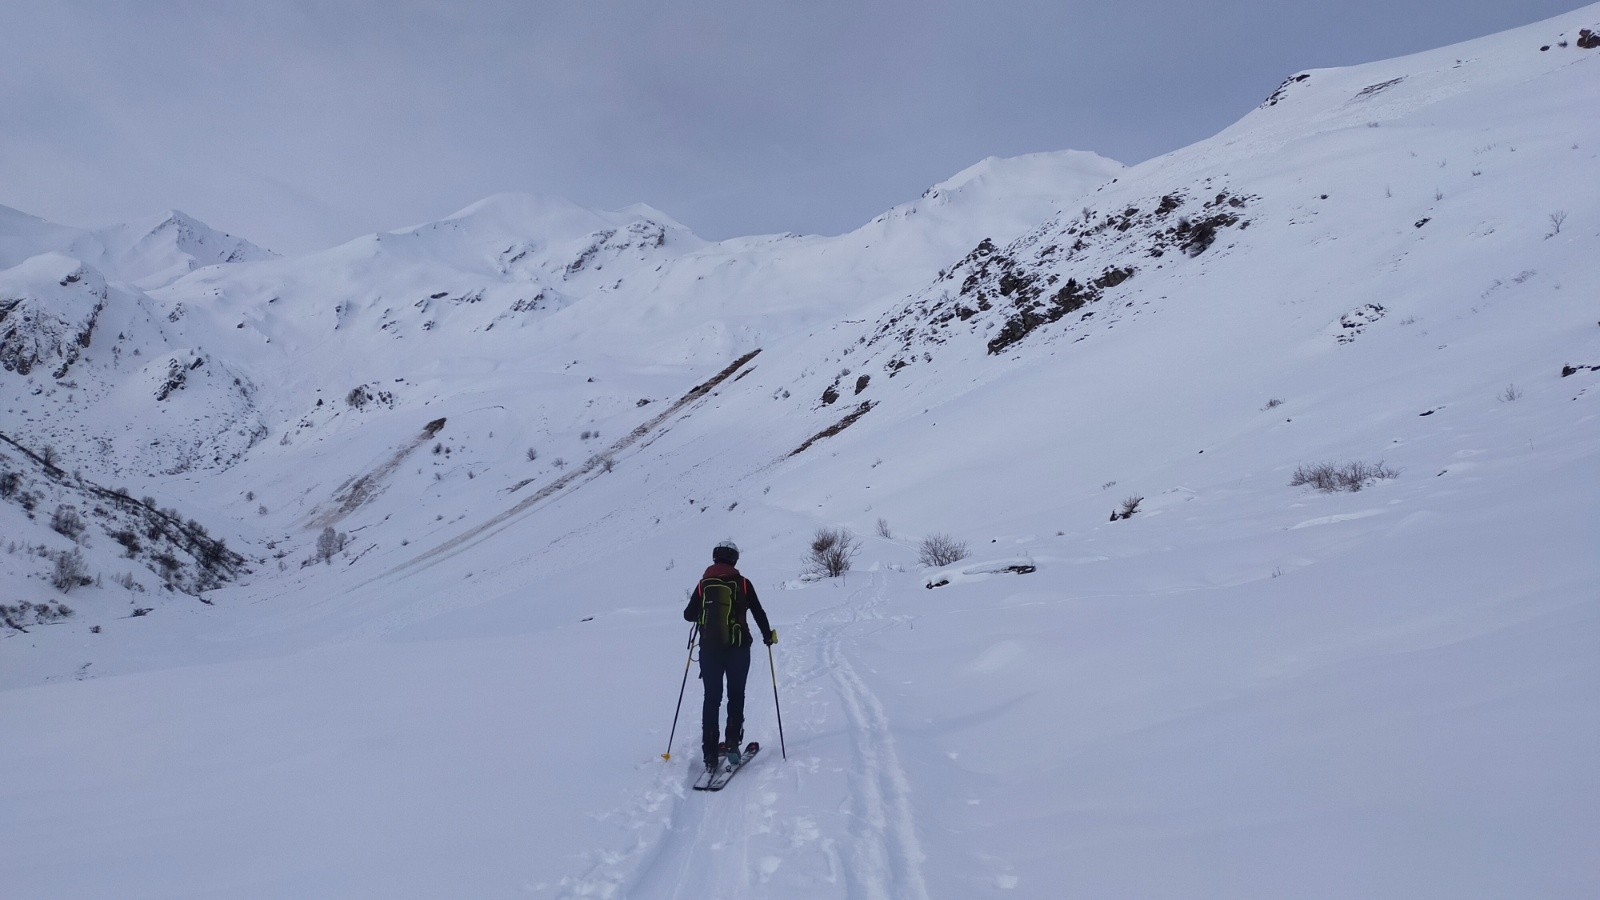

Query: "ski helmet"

xmin=712 ymin=540 xmax=739 ymax=564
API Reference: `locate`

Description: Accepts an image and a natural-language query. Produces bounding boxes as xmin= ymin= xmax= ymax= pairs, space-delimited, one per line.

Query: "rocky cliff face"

xmin=0 ymin=254 xmax=107 ymax=379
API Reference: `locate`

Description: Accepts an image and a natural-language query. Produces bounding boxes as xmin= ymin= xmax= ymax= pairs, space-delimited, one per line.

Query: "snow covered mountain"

xmin=0 ymin=204 xmax=273 ymax=289
xmin=2 ymin=7 xmax=1597 ymax=898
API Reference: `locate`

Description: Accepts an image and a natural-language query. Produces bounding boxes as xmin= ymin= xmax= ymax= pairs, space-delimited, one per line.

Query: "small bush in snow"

xmin=52 ymin=549 xmax=91 ymax=592
xmin=1546 ymin=210 xmax=1567 ymax=237
xmin=316 ymin=526 xmax=348 ymax=564
xmin=875 ymin=517 xmax=892 ymax=539
xmin=1499 ymin=384 xmax=1523 ymax=402
xmin=918 ymin=533 xmax=969 ymax=568
xmin=2 ymin=600 xmax=75 ymax=630
xmin=111 ymin=528 xmax=142 ymax=556
xmin=50 ymin=505 xmax=86 ymax=542
xmin=805 ymin=527 xmax=860 ymax=578
xmin=1291 ymin=461 xmax=1399 ymax=493
xmin=1110 ymin=496 xmax=1144 ymax=521
xmin=1262 ymin=398 xmax=1284 ymax=410
xmin=0 ymin=471 xmax=20 ymax=499
xmin=526 ymin=447 xmax=538 ymax=462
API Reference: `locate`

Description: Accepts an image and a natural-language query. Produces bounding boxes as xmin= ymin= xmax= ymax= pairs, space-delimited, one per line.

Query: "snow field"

xmin=2 ymin=6 xmax=1599 ymax=897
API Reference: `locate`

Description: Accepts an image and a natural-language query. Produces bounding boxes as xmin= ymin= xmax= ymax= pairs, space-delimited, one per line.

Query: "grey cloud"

xmin=0 ymin=0 xmax=1583 ymax=253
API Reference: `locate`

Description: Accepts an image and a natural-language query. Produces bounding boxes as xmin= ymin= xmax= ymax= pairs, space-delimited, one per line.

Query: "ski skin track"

xmin=823 ymin=571 xmax=932 ymax=900
xmin=579 ymin=570 xmax=930 ymax=899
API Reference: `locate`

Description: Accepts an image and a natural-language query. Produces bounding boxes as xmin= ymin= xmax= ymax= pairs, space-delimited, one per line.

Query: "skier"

xmin=683 ymin=540 xmax=776 ymax=774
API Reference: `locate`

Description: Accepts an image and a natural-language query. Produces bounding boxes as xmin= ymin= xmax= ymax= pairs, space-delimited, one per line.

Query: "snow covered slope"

xmin=1 ymin=6 xmax=1597 ymax=899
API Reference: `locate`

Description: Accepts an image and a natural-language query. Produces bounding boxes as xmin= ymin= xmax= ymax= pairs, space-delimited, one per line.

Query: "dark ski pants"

xmin=699 ymin=644 xmax=751 ymax=763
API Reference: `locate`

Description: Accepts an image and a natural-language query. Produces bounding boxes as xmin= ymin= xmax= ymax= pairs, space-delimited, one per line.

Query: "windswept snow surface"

xmin=3 ymin=7 xmax=1600 ymax=899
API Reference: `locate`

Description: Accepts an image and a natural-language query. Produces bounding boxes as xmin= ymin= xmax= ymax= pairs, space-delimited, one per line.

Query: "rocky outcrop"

xmin=0 ymin=255 xmax=107 ymax=379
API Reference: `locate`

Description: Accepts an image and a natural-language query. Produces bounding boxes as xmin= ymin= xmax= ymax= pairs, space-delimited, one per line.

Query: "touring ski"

xmin=692 ymin=742 xmax=760 ymax=792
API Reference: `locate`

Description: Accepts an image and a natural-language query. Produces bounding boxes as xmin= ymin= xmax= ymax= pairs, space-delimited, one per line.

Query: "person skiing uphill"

xmin=683 ymin=540 xmax=775 ymax=774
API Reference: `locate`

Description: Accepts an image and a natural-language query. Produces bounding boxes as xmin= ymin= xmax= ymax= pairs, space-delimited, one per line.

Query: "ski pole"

xmin=767 ymin=639 xmax=787 ymax=760
xmin=662 ymin=625 xmax=698 ymax=761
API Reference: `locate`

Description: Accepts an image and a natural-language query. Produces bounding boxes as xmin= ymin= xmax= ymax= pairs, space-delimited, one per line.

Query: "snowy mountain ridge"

xmin=0 ymin=204 xmax=273 ymax=290
xmin=2 ymin=6 xmax=1598 ymax=898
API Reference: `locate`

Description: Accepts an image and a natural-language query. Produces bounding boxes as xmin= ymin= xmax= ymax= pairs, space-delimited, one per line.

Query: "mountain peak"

xmin=927 ymin=150 xmax=1125 ymax=200
xmin=425 ymin=192 xmax=699 ymax=243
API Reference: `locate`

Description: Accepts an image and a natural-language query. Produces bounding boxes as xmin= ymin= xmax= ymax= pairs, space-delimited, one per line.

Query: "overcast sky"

xmin=1 ymin=1 xmax=1586 ymax=253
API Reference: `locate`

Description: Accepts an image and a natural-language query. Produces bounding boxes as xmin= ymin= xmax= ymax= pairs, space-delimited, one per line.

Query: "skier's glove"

xmin=764 ymin=629 xmax=779 ymax=646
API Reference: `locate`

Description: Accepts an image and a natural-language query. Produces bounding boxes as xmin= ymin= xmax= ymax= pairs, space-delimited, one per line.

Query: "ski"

xmin=692 ymin=742 xmax=760 ymax=792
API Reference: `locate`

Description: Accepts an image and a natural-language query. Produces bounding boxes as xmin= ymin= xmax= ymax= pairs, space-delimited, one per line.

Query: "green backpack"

xmin=698 ymin=576 xmax=747 ymax=649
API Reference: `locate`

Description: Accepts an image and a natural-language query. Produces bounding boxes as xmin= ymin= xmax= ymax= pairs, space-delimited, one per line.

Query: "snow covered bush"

xmin=917 ymin=533 xmax=969 ymax=567
xmin=805 ymin=527 xmax=859 ymax=578
xmin=111 ymin=527 xmax=142 ymax=556
xmin=1291 ymin=461 xmax=1399 ymax=493
xmin=52 ymin=548 xmax=91 ymax=592
xmin=1 ymin=600 xmax=74 ymax=630
xmin=50 ymin=504 xmax=86 ymax=542
xmin=316 ymin=526 xmax=348 ymax=564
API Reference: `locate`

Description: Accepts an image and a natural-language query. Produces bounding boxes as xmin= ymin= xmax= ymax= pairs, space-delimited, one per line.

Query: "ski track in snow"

xmin=820 ymin=572 xmax=932 ymax=900
xmin=560 ymin=570 xmax=929 ymax=899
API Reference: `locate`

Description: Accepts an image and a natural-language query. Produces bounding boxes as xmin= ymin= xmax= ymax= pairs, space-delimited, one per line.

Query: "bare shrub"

xmin=1547 ymin=210 xmax=1567 ymax=237
xmin=2 ymin=600 xmax=75 ymax=629
xmin=1291 ymin=460 xmax=1399 ymax=493
xmin=875 ymin=517 xmax=892 ymax=539
xmin=918 ymin=533 xmax=969 ymax=568
xmin=52 ymin=549 xmax=91 ymax=592
xmin=316 ymin=526 xmax=348 ymax=564
xmin=1499 ymin=384 xmax=1523 ymax=402
xmin=526 ymin=447 xmax=538 ymax=462
xmin=805 ymin=527 xmax=860 ymax=578
xmin=51 ymin=504 xmax=86 ymax=541
xmin=111 ymin=528 xmax=141 ymax=556
xmin=1262 ymin=398 xmax=1284 ymax=410
xmin=1110 ymin=495 xmax=1144 ymax=521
